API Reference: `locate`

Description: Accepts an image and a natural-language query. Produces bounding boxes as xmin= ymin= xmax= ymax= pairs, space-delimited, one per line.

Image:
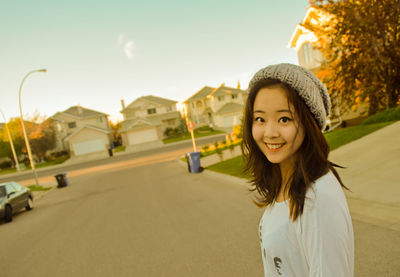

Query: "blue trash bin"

xmin=186 ymin=152 xmax=201 ymax=173
xmin=55 ymin=173 xmax=69 ymax=188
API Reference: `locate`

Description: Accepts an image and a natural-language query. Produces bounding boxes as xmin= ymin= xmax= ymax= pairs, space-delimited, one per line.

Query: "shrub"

xmin=202 ymin=145 xmax=210 ymax=151
xmin=0 ymin=160 xmax=12 ymax=169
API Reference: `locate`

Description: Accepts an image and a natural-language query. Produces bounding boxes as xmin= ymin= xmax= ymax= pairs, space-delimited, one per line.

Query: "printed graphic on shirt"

xmin=273 ymin=257 xmax=282 ymax=276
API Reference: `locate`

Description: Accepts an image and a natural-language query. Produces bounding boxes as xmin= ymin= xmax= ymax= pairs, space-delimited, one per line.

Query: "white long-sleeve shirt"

xmin=259 ymin=171 xmax=354 ymax=277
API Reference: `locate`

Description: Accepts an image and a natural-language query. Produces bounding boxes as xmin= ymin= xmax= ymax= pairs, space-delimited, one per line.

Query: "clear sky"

xmin=0 ymin=0 xmax=309 ymax=123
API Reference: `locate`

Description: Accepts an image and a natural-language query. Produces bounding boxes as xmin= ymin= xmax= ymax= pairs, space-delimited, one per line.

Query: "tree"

xmin=109 ymin=120 xmax=122 ymax=146
xmin=0 ymin=112 xmax=56 ymax=163
xmin=0 ymin=118 xmax=25 ymax=165
xmin=28 ymin=118 xmax=56 ymax=161
xmin=308 ymin=0 xmax=400 ymax=115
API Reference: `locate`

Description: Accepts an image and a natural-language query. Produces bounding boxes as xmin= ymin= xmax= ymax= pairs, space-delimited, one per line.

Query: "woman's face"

xmin=251 ymin=86 xmax=304 ymax=171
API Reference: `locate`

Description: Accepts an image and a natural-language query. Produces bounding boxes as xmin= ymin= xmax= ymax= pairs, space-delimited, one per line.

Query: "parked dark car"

xmin=0 ymin=182 xmax=33 ymax=223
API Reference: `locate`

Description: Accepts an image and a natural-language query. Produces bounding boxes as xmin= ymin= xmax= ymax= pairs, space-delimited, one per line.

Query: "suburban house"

xmin=119 ymin=95 xmax=181 ymax=150
xmin=51 ymin=105 xmax=112 ymax=157
xmin=183 ymin=84 xmax=247 ymax=130
xmin=288 ymin=6 xmax=367 ymax=125
xmin=288 ymin=7 xmax=327 ymax=73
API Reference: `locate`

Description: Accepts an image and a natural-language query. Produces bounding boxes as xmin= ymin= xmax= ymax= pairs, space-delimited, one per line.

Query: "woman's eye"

xmin=254 ymin=117 xmax=264 ymax=123
xmin=279 ymin=117 xmax=292 ymax=123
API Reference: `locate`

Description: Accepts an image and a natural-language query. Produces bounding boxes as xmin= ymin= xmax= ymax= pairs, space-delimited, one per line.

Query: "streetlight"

xmin=19 ymin=69 xmax=47 ymax=186
xmin=0 ymin=109 xmax=21 ymax=171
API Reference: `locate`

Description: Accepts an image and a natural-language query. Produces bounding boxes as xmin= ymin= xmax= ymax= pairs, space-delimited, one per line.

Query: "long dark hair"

xmin=241 ymin=79 xmax=347 ymax=221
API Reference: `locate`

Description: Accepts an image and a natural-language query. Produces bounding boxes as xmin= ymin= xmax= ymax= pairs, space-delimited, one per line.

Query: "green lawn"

xmin=28 ymin=185 xmax=53 ymax=191
xmin=207 ymin=155 xmax=250 ymax=179
xmin=207 ymin=120 xmax=396 ymax=178
xmin=162 ymin=127 xmax=225 ymax=144
xmin=0 ymin=155 xmax=69 ymax=175
xmin=113 ymin=146 xmax=126 ymax=152
xmin=324 ymin=121 xmax=393 ymax=150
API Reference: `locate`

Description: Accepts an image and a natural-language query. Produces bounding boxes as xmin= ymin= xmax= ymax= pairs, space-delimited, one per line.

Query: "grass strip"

xmin=28 ymin=185 xmax=52 ymax=191
xmin=163 ymin=129 xmax=225 ymax=144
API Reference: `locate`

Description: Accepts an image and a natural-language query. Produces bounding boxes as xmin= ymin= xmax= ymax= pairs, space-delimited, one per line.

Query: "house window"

xmin=147 ymin=108 xmax=156 ymax=114
xmin=166 ymin=106 xmax=172 ymax=112
xmin=218 ymin=96 xmax=224 ymax=101
xmin=97 ymin=117 xmax=103 ymax=123
xmin=232 ymin=94 xmax=238 ymax=99
xmin=68 ymin=122 xmax=76 ymax=128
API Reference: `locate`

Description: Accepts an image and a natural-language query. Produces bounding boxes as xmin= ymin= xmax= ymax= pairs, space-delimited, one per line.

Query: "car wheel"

xmin=26 ymin=196 xmax=34 ymax=211
xmin=5 ymin=205 xmax=12 ymax=222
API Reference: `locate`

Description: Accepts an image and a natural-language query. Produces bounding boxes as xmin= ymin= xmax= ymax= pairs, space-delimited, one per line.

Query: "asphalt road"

xmin=0 ymin=134 xmax=227 ymax=183
xmin=1 ymin=147 xmax=399 ymax=276
xmin=0 ymin=158 xmax=264 ymax=277
xmin=1 ymin=158 xmax=399 ymax=277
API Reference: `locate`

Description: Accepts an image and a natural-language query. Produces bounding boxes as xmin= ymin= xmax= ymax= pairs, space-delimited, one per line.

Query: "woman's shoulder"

xmin=305 ymin=171 xmax=347 ymax=208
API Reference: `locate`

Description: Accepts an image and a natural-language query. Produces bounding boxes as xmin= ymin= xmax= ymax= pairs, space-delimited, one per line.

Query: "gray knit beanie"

xmin=248 ymin=63 xmax=331 ymax=130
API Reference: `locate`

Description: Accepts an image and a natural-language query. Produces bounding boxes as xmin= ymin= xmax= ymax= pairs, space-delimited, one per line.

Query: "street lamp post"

xmin=0 ymin=109 xmax=21 ymax=171
xmin=18 ymin=69 xmax=47 ymax=186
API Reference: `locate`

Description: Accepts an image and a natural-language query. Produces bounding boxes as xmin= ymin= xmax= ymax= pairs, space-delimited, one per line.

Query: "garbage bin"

xmin=108 ymin=148 xmax=113 ymax=157
xmin=55 ymin=173 xmax=68 ymax=188
xmin=186 ymin=152 xmax=201 ymax=173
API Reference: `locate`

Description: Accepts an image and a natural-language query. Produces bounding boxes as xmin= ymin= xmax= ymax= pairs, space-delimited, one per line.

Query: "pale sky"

xmin=0 ymin=0 xmax=309 ymax=123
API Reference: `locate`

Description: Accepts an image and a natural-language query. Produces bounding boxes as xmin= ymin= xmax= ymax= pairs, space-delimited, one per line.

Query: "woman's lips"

xmin=265 ymin=143 xmax=285 ymax=152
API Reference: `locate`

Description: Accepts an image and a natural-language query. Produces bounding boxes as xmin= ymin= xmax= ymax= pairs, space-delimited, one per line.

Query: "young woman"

xmin=241 ymin=63 xmax=354 ymax=276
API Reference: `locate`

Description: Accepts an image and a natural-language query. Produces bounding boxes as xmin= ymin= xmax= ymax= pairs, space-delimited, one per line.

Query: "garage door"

xmin=128 ymin=128 xmax=158 ymax=145
xmin=72 ymin=138 xmax=106 ymax=156
xmin=223 ymin=116 xmax=236 ymax=127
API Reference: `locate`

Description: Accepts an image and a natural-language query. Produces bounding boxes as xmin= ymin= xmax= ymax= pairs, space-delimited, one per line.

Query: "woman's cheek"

xmin=252 ymin=124 xmax=263 ymax=141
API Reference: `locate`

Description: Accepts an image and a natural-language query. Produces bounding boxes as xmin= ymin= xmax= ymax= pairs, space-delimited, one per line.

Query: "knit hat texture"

xmin=248 ymin=63 xmax=331 ymax=129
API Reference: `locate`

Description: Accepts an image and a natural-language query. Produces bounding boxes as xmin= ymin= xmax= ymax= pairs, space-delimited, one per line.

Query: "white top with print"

xmin=259 ymin=171 xmax=354 ymax=277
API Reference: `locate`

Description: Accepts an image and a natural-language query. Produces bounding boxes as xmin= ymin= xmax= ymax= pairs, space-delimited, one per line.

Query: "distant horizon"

xmin=1 ymin=0 xmax=309 ymax=123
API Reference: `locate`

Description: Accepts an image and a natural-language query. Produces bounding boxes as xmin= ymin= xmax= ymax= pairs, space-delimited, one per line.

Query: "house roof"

xmin=63 ymin=125 xmax=110 ymax=141
xmin=210 ymin=86 xmax=245 ymax=97
xmin=184 ymin=86 xmax=215 ymax=102
xmin=120 ymin=118 xmax=162 ymax=132
xmin=288 ymin=7 xmax=329 ymax=49
xmin=215 ymin=102 xmax=244 ymax=115
xmin=124 ymin=95 xmax=177 ymax=110
xmin=184 ymin=85 xmax=246 ymax=103
xmin=53 ymin=105 xmax=107 ymax=120
xmin=146 ymin=111 xmax=181 ymax=121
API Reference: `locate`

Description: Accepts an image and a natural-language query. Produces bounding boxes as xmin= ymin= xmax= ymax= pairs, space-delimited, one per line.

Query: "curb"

xmin=31 ymin=181 xmax=57 ymax=201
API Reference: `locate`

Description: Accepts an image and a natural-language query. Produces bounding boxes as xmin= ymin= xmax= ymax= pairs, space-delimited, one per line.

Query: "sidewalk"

xmin=329 ymin=121 xmax=400 ymax=231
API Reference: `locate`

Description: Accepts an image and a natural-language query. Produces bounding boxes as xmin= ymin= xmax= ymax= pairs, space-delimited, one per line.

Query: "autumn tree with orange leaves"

xmin=0 ymin=112 xmax=56 ymax=164
xmin=308 ymin=0 xmax=400 ymax=115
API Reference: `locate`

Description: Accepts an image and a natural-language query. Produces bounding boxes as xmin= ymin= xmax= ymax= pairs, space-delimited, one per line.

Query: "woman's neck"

xmin=277 ymin=162 xmax=295 ymax=202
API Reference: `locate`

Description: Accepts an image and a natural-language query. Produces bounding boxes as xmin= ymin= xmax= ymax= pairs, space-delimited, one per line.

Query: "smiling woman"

xmin=252 ymin=85 xmax=305 ymax=174
xmin=241 ymin=63 xmax=354 ymax=277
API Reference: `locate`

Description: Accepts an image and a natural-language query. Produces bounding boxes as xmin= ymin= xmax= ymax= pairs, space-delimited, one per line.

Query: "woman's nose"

xmin=263 ymin=122 xmax=279 ymax=138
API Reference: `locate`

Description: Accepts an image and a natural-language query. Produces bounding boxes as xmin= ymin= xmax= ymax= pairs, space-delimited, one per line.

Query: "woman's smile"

xmin=265 ymin=143 xmax=285 ymax=152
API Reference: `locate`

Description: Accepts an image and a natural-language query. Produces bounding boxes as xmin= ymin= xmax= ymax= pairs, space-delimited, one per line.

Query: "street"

xmin=0 ymin=157 xmax=264 ymax=277
xmin=1 ymin=154 xmax=399 ymax=276
xmin=0 ymin=134 xmax=227 ymax=183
